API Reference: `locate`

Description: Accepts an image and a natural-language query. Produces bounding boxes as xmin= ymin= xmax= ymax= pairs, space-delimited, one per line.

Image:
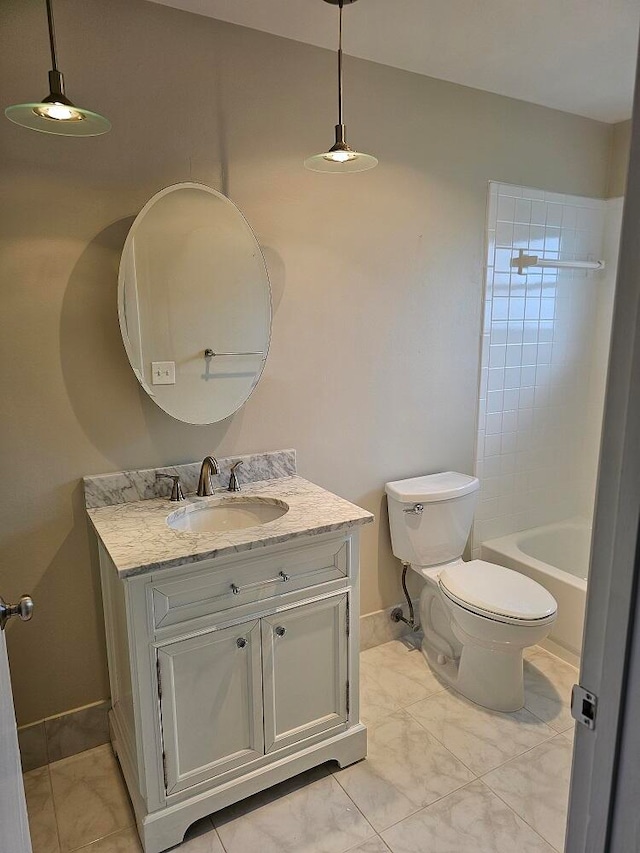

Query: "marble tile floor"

xmin=24 ymin=640 xmax=577 ymax=853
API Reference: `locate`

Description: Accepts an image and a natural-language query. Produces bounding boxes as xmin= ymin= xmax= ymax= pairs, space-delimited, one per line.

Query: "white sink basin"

xmin=167 ymin=497 xmax=288 ymax=534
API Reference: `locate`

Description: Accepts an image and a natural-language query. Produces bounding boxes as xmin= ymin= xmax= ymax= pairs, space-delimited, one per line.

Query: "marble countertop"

xmin=87 ymin=475 xmax=374 ymax=578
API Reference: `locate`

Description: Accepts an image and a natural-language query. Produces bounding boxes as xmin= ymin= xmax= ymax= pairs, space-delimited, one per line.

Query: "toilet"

xmin=385 ymin=472 xmax=557 ymax=712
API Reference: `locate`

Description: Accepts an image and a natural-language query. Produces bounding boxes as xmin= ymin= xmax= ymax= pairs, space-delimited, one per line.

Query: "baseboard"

xmin=18 ymin=699 xmax=111 ymax=772
xmin=538 ymin=637 xmax=581 ymax=668
xmin=19 ymin=602 xmax=416 ymax=772
xmin=359 ymin=600 xmax=419 ymax=651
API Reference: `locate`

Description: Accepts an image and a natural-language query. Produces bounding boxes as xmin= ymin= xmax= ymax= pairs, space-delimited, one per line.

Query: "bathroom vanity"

xmin=85 ymin=451 xmax=372 ymax=853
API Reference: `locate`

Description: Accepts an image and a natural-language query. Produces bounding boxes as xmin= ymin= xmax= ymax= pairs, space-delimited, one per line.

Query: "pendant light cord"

xmin=337 ymin=0 xmax=344 ymax=126
xmin=45 ymin=0 xmax=59 ymax=71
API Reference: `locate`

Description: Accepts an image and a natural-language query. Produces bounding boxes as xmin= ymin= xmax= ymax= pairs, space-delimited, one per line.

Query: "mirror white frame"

xmin=118 ymin=183 xmax=272 ymax=425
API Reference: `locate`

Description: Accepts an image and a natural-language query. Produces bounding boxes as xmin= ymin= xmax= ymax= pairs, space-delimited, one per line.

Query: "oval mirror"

xmin=118 ymin=183 xmax=272 ymax=424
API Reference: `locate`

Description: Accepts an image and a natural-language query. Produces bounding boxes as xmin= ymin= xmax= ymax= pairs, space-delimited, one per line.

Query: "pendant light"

xmin=304 ymin=0 xmax=377 ymax=173
xmin=5 ymin=0 xmax=111 ymax=137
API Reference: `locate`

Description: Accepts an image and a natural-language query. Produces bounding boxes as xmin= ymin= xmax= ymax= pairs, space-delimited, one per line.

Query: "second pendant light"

xmin=305 ymin=0 xmax=377 ymax=173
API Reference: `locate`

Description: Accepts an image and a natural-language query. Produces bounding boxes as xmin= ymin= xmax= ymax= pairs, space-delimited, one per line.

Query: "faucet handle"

xmin=228 ymin=460 xmax=244 ymax=492
xmin=156 ymin=473 xmax=186 ymax=502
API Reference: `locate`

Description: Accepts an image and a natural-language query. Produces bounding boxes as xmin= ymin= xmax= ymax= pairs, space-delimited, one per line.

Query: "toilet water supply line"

xmin=390 ymin=562 xmax=420 ymax=632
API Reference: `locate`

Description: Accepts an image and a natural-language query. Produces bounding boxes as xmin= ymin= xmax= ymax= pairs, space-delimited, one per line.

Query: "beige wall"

xmin=608 ymin=120 xmax=632 ymax=197
xmin=0 ymin=0 xmax=614 ymax=724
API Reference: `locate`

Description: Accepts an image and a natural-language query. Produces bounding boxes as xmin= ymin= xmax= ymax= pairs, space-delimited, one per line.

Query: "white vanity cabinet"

xmin=98 ymin=529 xmax=366 ymax=853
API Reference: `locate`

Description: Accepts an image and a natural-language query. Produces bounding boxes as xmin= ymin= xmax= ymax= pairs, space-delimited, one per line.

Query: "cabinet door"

xmin=262 ymin=595 xmax=348 ymax=753
xmin=157 ymin=620 xmax=263 ymax=795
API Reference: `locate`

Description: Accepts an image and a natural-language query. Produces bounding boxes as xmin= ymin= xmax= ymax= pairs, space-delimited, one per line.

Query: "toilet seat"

xmin=438 ymin=560 xmax=557 ymax=626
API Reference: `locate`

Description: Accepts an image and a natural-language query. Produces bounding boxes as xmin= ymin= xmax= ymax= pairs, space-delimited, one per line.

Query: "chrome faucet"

xmin=228 ymin=460 xmax=244 ymax=492
xmin=197 ymin=455 xmax=220 ymax=496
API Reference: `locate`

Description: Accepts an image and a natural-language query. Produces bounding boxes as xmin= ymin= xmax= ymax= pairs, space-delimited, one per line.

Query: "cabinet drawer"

xmin=151 ymin=538 xmax=349 ymax=630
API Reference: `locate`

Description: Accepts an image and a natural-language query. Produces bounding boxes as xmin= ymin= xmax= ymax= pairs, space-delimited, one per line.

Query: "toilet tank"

xmin=385 ymin=472 xmax=480 ymax=567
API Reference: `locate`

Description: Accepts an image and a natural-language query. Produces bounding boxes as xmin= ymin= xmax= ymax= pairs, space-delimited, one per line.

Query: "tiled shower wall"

xmin=472 ymin=182 xmax=619 ymax=554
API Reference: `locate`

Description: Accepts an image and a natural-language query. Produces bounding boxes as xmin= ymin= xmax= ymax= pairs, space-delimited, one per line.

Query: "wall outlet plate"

xmin=151 ymin=362 xmax=176 ymax=385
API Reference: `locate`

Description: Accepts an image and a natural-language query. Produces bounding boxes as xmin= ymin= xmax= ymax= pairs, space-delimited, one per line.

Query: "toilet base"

xmin=421 ymin=639 xmax=525 ymax=711
xmin=458 ymin=641 xmax=525 ymax=711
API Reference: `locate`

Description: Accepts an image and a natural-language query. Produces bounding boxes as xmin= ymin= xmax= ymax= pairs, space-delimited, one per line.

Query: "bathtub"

xmin=481 ymin=519 xmax=590 ymax=662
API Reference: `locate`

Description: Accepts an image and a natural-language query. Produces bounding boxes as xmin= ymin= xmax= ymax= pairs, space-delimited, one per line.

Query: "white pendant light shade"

xmin=5 ymin=0 xmax=111 ymax=137
xmin=304 ymin=124 xmax=378 ymax=173
xmin=305 ymin=0 xmax=376 ymax=173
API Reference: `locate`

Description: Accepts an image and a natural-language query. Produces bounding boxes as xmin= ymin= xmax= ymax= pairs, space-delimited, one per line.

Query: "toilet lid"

xmin=439 ymin=560 xmax=557 ymax=622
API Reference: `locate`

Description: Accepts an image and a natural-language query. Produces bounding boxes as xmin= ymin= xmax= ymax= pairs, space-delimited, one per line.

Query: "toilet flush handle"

xmin=404 ymin=503 xmax=424 ymax=514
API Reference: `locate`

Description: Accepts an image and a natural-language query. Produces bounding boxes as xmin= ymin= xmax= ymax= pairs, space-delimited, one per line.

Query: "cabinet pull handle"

xmin=230 ymin=571 xmax=290 ymax=596
xmin=236 ymin=637 xmax=247 ymax=648
xmin=275 ymin=626 xmax=286 ymax=637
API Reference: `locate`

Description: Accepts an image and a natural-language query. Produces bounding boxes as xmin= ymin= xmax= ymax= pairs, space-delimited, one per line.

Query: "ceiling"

xmin=147 ymin=0 xmax=639 ymax=123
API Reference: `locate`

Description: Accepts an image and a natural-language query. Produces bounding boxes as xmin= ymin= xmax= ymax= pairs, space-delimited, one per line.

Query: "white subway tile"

xmin=503 ymin=389 xmax=520 ymax=410
xmin=524 ymin=298 xmax=541 ymax=321
xmin=502 ymin=410 xmax=519 ymax=433
xmin=537 ymin=342 xmax=553 ymax=364
xmin=517 ymin=407 xmax=534 ymax=429
xmin=500 ymin=454 xmax=516 ymax=474
xmin=487 ymin=369 xmax=505 ymax=392
xmin=487 ymin=390 xmax=504 ymax=413
xmin=530 ymin=200 xmax=547 ymax=226
xmin=501 ymin=432 xmax=517 ymax=454
xmin=507 ymin=322 xmax=524 ymax=344
xmin=498 ymin=183 xmax=523 ymax=198
xmin=492 ymin=297 xmax=509 ymax=321
xmin=497 ymin=196 xmax=516 ymax=224
xmin=483 ymin=456 xmax=502 ymax=478
xmin=561 ymin=205 xmax=578 ymax=228
xmin=485 ymin=412 xmax=503 ymax=434
xmin=546 ymin=204 xmax=563 ymax=227
xmin=518 ymin=387 xmax=535 ymax=409
xmin=504 ymin=366 xmax=522 ymax=389
xmin=496 ymin=221 xmax=514 ymax=247
xmin=489 ymin=345 xmax=507 ymax=368
xmin=509 ymin=298 xmax=525 ymax=320
xmin=484 ymin=433 xmax=502 ymax=456
xmin=540 ymin=298 xmax=556 ymax=320
xmin=512 ymin=223 xmax=530 ymax=248
xmin=524 ymin=187 xmax=545 ymax=201
xmin=505 ymin=344 xmax=523 ymax=367
xmin=476 ymin=497 xmax=500 ymax=520
xmin=515 ymin=198 xmax=532 ymax=223
xmin=529 ymin=224 xmax=545 ymax=249
xmin=491 ymin=322 xmax=508 ymax=344
xmin=494 ymin=248 xmax=513 ymax=272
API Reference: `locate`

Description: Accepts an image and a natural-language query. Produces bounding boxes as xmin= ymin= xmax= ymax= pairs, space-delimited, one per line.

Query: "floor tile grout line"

xmin=360 ymin=683 xmax=448 ymax=729
xmin=326 ymin=768 xmax=386 ymax=841
xmin=217 ymin=828 xmax=233 ymax=853
xmin=44 ymin=745 xmax=137 ymax=853
xmin=529 ymin=645 xmax=579 ymax=673
xmin=333 ymin=759 xmax=430 ymax=836
xmin=479 ymin=730 xmax=572 ymax=782
xmin=360 ymin=642 xmax=571 ymax=780
xmin=374 ymin=777 xmax=520 ymax=839
xmin=342 ymin=830 xmax=389 ymax=853
xmin=71 ymin=826 xmax=136 ymax=852
xmin=32 ymin=640 xmax=573 ymax=853
xmin=477 ymin=776 xmax=564 ymax=852
xmin=363 ymin=640 xmax=575 ymax=728
xmin=42 ymin=763 xmax=64 ymax=853
xmin=398 ymin=695 xmax=560 ymax=780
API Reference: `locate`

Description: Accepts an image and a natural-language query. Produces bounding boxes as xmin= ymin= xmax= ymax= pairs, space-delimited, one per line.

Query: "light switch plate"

xmin=151 ymin=361 xmax=176 ymax=385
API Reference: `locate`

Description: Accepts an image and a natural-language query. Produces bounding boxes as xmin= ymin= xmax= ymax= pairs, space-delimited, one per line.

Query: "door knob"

xmin=236 ymin=637 xmax=247 ymax=648
xmin=0 ymin=595 xmax=34 ymax=631
xmin=275 ymin=626 xmax=286 ymax=637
